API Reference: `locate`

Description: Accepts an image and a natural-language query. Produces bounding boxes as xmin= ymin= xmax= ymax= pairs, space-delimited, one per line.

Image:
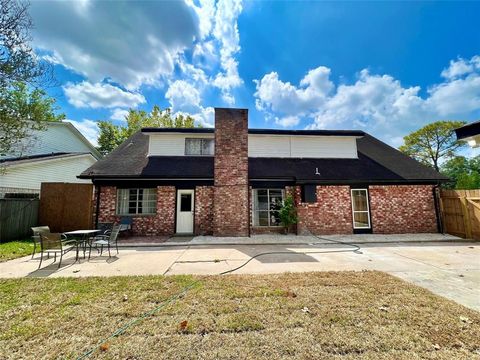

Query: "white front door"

xmin=176 ymin=189 xmax=194 ymax=234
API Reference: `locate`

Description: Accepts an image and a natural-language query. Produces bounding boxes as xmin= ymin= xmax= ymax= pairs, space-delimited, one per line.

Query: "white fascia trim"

xmin=1 ymin=153 xmax=96 ymax=170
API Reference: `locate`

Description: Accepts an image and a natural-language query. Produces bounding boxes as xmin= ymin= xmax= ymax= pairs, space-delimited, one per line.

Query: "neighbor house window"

xmin=185 ymin=138 xmax=214 ymax=155
xmin=117 ymin=188 xmax=157 ymax=215
xmin=351 ymin=189 xmax=371 ymax=229
xmin=253 ymin=189 xmax=284 ymax=226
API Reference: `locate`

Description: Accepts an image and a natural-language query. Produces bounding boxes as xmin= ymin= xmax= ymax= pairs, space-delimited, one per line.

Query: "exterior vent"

xmin=302 ymin=184 xmax=317 ymax=203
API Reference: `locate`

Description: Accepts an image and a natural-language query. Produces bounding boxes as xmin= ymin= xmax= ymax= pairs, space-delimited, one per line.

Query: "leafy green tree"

xmin=0 ymin=0 xmax=59 ymax=155
xmin=456 ymin=172 xmax=480 ymax=190
xmin=1 ymin=0 xmax=51 ymax=88
xmin=399 ymin=120 xmax=467 ymax=171
xmin=97 ymin=121 xmax=124 ymax=156
xmin=97 ymin=106 xmax=199 ymax=155
xmin=0 ymin=82 xmax=64 ymax=155
xmin=441 ymin=155 xmax=480 ymax=189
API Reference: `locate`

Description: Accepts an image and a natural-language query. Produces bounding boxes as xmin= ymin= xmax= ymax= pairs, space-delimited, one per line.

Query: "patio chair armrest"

xmin=94 ymin=234 xmax=109 ymax=240
xmin=62 ymin=239 xmax=77 ymax=245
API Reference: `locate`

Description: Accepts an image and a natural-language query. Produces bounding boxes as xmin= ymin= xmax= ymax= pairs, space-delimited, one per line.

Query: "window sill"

xmin=184 ymin=154 xmax=214 ymax=157
xmin=115 ymin=214 xmax=157 ymax=217
xmin=252 ymin=225 xmax=283 ymax=228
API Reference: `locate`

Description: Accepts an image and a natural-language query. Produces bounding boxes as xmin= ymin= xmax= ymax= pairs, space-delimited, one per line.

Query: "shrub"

xmin=278 ymin=196 xmax=298 ymax=233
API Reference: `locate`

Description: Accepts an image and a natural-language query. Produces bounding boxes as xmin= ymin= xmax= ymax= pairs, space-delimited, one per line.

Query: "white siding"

xmin=248 ymin=135 xmax=358 ymax=158
xmin=148 ymin=133 xmax=214 ymax=156
xmin=148 ymin=133 xmax=358 ymax=158
xmin=0 ymin=122 xmax=99 ymax=160
xmin=0 ymin=155 xmax=95 ymax=191
xmin=290 ymin=136 xmax=357 ymax=158
xmin=248 ymin=136 xmax=291 ymax=157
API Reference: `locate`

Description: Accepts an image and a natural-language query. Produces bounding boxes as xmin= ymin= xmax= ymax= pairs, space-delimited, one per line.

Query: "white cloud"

xmin=33 ymin=0 xmax=245 ymax=124
xmin=188 ymin=0 xmax=243 ymax=104
xmin=186 ymin=106 xmax=215 ymax=128
xmin=211 ymin=0 xmax=243 ymax=104
xmin=31 ymin=1 xmax=200 ymax=90
xmin=426 ymin=73 xmax=480 ymax=116
xmin=192 ymin=40 xmax=218 ymax=70
xmin=165 ymin=80 xmax=202 ymax=113
xmin=188 ymin=0 xmax=216 ymax=40
xmin=254 ymin=66 xmax=333 ymax=115
xmin=164 ymin=0 xmax=246 ymax=127
xmin=65 ymin=119 xmax=99 ymax=147
xmin=165 ymin=80 xmax=214 ymax=127
xmin=254 ymin=55 xmax=480 ymax=143
xmin=110 ymin=108 xmax=129 ymax=122
xmin=441 ymin=57 xmax=476 ymax=79
xmin=63 ymin=82 xmax=145 ymax=109
xmin=275 ymin=116 xmax=300 ymax=127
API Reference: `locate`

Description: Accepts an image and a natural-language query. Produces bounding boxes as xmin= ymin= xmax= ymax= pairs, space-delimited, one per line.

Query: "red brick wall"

xmin=97 ymin=185 xmax=176 ymax=236
xmin=293 ymin=185 xmax=354 ymax=235
xmin=195 ymin=186 xmax=214 ymax=235
xmin=213 ymin=108 xmax=250 ymax=236
xmin=97 ymin=186 xmax=118 ymax=224
xmin=369 ymin=185 xmax=437 ymax=234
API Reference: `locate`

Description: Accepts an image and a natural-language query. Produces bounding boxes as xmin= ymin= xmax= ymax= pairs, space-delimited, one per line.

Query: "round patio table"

xmin=64 ymin=230 xmax=101 ymax=261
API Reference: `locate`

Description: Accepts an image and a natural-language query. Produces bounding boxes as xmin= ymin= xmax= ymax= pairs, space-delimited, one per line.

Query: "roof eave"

xmin=141 ymin=127 xmax=365 ymax=137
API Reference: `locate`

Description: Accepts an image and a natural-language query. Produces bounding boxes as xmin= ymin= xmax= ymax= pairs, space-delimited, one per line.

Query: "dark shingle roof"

xmin=80 ymin=131 xmax=447 ymax=183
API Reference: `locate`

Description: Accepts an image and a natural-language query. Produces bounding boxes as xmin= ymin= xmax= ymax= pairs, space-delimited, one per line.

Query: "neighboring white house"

xmin=0 ymin=121 xmax=101 ymax=196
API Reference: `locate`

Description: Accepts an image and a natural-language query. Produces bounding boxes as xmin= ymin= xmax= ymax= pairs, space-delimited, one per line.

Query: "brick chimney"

xmin=213 ymin=108 xmax=249 ymax=237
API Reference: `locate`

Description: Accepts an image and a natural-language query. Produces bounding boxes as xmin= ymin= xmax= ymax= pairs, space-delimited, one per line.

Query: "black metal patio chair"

xmin=89 ymin=225 xmax=121 ymax=259
xmin=38 ymin=233 xmax=76 ymax=269
xmin=97 ymin=222 xmax=114 ymax=235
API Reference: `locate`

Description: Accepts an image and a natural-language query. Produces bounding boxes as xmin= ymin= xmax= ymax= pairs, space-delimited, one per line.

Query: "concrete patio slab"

xmin=0 ymin=240 xmax=478 ymax=311
xmin=163 ymin=233 xmax=462 ymax=246
xmin=117 ymin=233 xmax=463 ymax=247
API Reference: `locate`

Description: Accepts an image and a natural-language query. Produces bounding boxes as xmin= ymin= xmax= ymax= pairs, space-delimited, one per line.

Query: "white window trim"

xmin=252 ymin=188 xmax=285 ymax=227
xmin=184 ymin=138 xmax=214 ymax=156
xmin=116 ymin=188 xmax=157 ymax=216
xmin=350 ymin=188 xmax=371 ymax=229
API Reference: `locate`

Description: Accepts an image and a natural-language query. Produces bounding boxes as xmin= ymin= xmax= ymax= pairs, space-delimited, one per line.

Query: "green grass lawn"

xmin=0 ymin=239 xmax=34 ymax=262
xmin=0 ymin=271 xmax=479 ymax=359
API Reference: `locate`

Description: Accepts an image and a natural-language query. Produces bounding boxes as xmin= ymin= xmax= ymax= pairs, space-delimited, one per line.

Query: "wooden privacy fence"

xmin=0 ymin=198 xmax=39 ymax=242
xmin=439 ymin=189 xmax=480 ymax=240
xmin=39 ymin=183 xmax=94 ymax=233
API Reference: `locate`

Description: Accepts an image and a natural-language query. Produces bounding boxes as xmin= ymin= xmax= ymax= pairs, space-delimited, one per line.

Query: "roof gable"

xmin=1 ymin=122 xmax=101 ymax=160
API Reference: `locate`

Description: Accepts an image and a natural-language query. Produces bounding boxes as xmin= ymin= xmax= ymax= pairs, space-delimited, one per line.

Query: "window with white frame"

xmin=253 ymin=189 xmax=284 ymax=226
xmin=351 ymin=189 xmax=371 ymax=229
xmin=117 ymin=188 xmax=157 ymax=215
xmin=185 ymin=138 xmax=214 ymax=155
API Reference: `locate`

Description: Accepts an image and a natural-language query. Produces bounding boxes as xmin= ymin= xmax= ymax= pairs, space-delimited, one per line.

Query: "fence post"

xmin=438 ymin=189 xmax=446 ymax=234
xmin=459 ymin=195 xmax=473 ymax=239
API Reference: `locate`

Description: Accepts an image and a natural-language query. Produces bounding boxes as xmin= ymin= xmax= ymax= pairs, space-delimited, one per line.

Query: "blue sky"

xmin=30 ymin=1 xmax=480 ymax=153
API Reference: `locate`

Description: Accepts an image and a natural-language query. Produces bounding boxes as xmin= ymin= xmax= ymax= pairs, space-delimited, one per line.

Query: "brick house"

xmin=80 ymin=108 xmax=447 ymax=237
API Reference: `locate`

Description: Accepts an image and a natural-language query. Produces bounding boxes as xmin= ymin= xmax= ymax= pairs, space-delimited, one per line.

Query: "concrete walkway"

xmin=0 ymin=239 xmax=478 ymax=311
